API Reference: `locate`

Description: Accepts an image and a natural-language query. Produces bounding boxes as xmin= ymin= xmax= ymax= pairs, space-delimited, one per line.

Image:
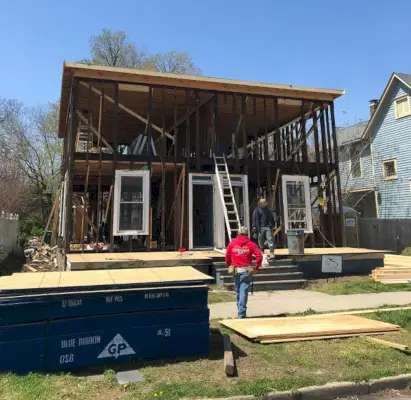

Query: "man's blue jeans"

xmin=258 ymin=227 xmax=275 ymax=253
xmin=234 ymin=272 xmax=251 ymax=319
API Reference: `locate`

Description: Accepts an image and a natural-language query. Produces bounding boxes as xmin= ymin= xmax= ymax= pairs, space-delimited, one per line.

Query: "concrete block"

xmin=369 ymin=373 xmax=411 ymax=393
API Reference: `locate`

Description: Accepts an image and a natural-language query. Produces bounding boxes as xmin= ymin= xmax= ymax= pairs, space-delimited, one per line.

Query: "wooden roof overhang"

xmin=58 ymin=62 xmax=345 ymax=141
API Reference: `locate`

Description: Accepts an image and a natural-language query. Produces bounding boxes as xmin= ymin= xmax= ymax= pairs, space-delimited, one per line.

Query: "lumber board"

xmin=0 ymin=266 xmax=212 ymax=293
xmin=366 ymin=336 xmax=408 ymax=351
xmin=223 ymin=334 xmax=235 ymax=376
xmin=310 ymin=306 xmax=411 ymax=316
xmin=220 ymin=314 xmax=399 ymax=341
xmin=259 ymin=331 xmax=388 ymax=344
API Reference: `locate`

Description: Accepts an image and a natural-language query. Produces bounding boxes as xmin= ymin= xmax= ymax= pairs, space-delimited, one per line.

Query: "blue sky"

xmin=2 ymin=0 xmax=411 ymax=125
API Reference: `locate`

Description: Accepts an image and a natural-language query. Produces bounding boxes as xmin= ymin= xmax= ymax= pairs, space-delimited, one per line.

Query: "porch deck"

xmin=66 ymin=247 xmax=386 ymax=278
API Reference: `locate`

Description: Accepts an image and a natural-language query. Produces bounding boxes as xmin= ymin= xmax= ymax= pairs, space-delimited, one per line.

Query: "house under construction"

xmin=56 ymin=62 xmax=345 ymax=254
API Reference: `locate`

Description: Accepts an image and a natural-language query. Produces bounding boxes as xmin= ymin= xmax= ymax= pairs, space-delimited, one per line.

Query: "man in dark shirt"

xmin=252 ymin=198 xmax=276 ymax=258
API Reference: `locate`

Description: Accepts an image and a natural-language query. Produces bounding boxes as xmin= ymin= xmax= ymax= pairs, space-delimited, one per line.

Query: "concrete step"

xmin=224 ymin=279 xmax=307 ymax=291
xmin=220 ymin=271 xmax=304 ymax=283
xmin=215 ymin=265 xmax=300 ymax=275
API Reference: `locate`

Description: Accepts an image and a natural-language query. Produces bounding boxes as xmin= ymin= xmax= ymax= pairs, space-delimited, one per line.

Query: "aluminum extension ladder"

xmin=213 ymin=154 xmax=241 ymax=242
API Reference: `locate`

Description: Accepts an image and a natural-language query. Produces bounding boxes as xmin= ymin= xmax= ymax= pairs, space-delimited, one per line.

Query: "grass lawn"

xmin=3 ymin=309 xmax=411 ymax=400
xmin=208 ymin=289 xmax=236 ymax=304
xmin=307 ymin=276 xmax=411 ymax=295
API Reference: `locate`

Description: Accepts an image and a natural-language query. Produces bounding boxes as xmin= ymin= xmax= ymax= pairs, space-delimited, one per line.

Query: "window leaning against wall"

xmin=395 ymin=96 xmax=411 ymax=119
xmin=282 ymin=175 xmax=313 ymax=233
xmin=113 ymin=170 xmax=150 ymax=235
xmin=382 ymin=159 xmax=398 ymax=181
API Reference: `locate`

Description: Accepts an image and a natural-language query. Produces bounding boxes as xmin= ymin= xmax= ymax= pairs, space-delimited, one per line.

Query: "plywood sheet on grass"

xmin=220 ymin=314 xmax=399 ymax=341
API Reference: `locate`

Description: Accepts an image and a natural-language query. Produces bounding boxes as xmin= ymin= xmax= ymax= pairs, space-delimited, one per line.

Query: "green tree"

xmin=0 ymin=100 xmax=62 ymax=223
xmin=80 ymin=29 xmax=202 ymax=75
xmin=141 ymin=51 xmax=202 ymax=75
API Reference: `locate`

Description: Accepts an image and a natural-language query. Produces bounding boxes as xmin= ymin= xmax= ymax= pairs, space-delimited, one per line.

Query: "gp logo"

xmin=97 ymin=334 xmax=136 ymax=359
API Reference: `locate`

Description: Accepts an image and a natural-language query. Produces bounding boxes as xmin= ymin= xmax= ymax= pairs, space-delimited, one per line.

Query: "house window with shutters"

xmin=395 ymin=96 xmax=411 ymax=119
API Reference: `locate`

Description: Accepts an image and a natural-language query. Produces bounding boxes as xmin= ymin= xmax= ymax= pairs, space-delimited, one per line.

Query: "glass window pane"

xmin=119 ymin=203 xmax=143 ymax=231
xmin=121 ymin=176 xmax=143 ymax=202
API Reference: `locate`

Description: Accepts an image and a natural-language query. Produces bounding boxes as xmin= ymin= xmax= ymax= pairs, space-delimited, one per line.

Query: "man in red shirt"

xmin=225 ymin=226 xmax=263 ymax=319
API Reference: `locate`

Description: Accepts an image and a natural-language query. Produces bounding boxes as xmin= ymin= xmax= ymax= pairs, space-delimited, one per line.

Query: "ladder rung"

xmin=231 ymin=229 xmax=239 ymax=231
xmin=227 ymin=211 xmax=236 ymax=214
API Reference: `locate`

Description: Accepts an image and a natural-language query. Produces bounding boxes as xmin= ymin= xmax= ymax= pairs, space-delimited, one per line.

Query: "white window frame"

xmin=113 ymin=170 xmax=150 ymax=235
xmin=282 ymin=174 xmax=313 ymax=234
xmin=382 ymin=159 xmax=398 ymax=181
xmin=395 ymin=96 xmax=411 ymax=119
xmin=188 ymin=173 xmax=249 ymax=250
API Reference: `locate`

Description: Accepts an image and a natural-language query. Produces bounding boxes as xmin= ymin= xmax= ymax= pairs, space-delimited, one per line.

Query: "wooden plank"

xmin=330 ymin=103 xmax=345 ymax=246
xmin=241 ymin=95 xmax=248 ymax=173
xmin=42 ymin=189 xmax=60 ymax=243
xmin=195 ymin=91 xmax=200 ymax=171
xmin=0 ymin=266 xmax=212 ymax=292
xmin=68 ymin=63 xmax=344 ymax=101
xmin=366 ymin=337 xmax=408 ymax=351
xmin=220 ymin=314 xmax=399 ymax=341
xmin=264 ymin=98 xmax=270 ymax=188
xmin=233 ymin=94 xmax=239 ymax=172
xmin=260 ymin=331 xmax=388 ymax=344
xmin=166 ymin=167 xmax=184 ymax=230
xmin=64 ymin=79 xmax=78 ymax=254
xmin=180 ymin=164 xmax=186 ymax=249
xmin=161 ymin=87 xmax=166 ymax=251
xmin=50 ymin=190 xmax=61 ymax=246
xmin=253 ymin=97 xmax=260 ymax=194
xmin=223 ymin=334 xmax=235 ymax=376
xmin=147 ymin=86 xmax=153 ymax=252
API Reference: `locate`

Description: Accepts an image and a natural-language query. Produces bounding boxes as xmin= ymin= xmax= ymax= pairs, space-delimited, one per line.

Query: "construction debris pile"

xmin=23 ymin=237 xmax=59 ymax=273
xmin=371 ymin=254 xmax=411 ymax=284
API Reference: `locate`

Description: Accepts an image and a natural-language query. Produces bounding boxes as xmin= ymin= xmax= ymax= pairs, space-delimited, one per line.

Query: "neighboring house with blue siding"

xmin=338 ymin=73 xmax=411 ymax=218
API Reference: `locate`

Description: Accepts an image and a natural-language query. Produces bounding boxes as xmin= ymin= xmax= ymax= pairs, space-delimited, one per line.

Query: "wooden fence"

xmin=359 ymin=218 xmax=411 ymax=253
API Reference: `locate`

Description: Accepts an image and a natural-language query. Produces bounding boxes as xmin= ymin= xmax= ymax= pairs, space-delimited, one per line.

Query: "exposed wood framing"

xmin=147 ymin=85 xmax=153 ymax=251
xmin=64 ymin=78 xmax=78 ymax=254
xmin=79 ymin=81 xmax=174 ymax=141
xmin=330 ymin=102 xmax=345 ymax=246
xmin=76 ymin=111 xmax=114 ymax=152
xmin=109 ymin=83 xmax=119 ymax=252
xmin=319 ymin=107 xmax=334 ymax=246
xmin=161 ymin=87 xmax=166 ymax=251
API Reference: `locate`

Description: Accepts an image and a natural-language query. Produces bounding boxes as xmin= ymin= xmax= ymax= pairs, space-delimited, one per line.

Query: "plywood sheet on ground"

xmin=0 ymin=266 xmax=212 ymax=291
xmin=220 ymin=314 xmax=399 ymax=341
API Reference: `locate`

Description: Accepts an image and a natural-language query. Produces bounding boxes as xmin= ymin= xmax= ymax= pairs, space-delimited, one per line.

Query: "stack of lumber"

xmin=0 ymin=267 xmax=212 ymax=374
xmin=371 ymin=254 xmax=411 ymax=284
xmin=220 ymin=314 xmax=399 ymax=344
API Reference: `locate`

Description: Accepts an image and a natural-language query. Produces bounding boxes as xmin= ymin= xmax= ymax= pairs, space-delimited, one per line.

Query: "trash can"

xmin=287 ymin=229 xmax=304 ymax=255
xmin=43 ymin=231 xmax=52 ymax=246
